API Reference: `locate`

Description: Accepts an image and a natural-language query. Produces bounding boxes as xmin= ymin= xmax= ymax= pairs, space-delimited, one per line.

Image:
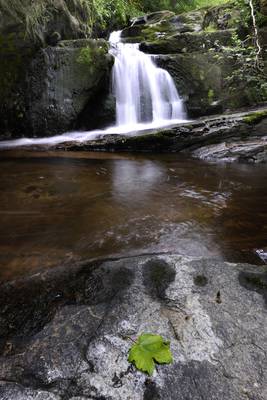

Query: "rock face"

xmin=0 ymin=1 xmax=112 ymax=139
xmin=122 ymin=6 xmax=267 ymax=118
xmin=0 ymin=37 xmax=112 ymax=138
xmin=27 ymin=39 xmax=112 ymax=136
xmin=0 ymin=0 xmax=91 ymax=47
xmin=0 ymin=254 xmax=266 ymax=399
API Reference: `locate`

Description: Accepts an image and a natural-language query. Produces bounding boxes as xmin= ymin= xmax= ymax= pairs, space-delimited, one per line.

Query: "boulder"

xmin=156 ymin=52 xmax=267 ymax=117
xmin=0 ymin=0 xmax=90 ymax=47
xmin=0 ymin=254 xmax=266 ymax=399
xmin=0 ymin=1 xmax=114 ymax=139
xmin=27 ymin=39 xmax=113 ymax=136
xmin=0 ymin=38 xmax=112 ymax=138
xmin=139 ymin=30 xmax=234 ymax=54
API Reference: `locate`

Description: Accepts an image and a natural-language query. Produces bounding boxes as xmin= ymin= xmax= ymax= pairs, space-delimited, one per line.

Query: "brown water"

xmin=0 ymin=150 xmax=266 ymax=282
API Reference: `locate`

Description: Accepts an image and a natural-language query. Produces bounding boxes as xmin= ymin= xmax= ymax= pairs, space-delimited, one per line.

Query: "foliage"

xmin=140 ymin=0 xmax=231 ymax=14
xmin=87 ymin=0 xmax=141 ymax=33
xmin=211 ymin=30 xmax=267 ymax=103
xmin=0 ymin=0 xmax=140 ymax=41
xmin=128 ymin=333 xmax=173 ymax=376
xmin=0 ymin=0 xmax=264 ymax=47
xmin=77 ymin=47 xmax=93 ymax=64
xmin=0 ymin=0 xmax=89 ymax=39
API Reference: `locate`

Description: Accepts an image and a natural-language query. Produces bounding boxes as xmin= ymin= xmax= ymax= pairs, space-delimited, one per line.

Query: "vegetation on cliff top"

xmin=141 ymin=0 xmax=231 ymax=13
xmin=0 ymin=0 xmax=263 ymax=42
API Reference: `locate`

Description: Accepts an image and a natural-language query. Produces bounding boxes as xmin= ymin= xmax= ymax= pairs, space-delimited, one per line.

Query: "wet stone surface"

xmin=0 ymin=254 xmax=266 ymax=400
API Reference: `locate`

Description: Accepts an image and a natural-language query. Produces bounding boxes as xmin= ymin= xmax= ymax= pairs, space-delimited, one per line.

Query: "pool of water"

xmin=0 ymin=150 xmax=266 ymax=281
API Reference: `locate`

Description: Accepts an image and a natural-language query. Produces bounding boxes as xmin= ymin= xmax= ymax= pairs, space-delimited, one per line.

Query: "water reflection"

xmin=0 ymin=151 xmax=266 ymax=281
xmin=112 ymin=160 xmax=164 ymax=202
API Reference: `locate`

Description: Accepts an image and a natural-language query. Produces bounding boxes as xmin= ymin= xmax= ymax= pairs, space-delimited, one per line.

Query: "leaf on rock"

xmin=128 ymin=333 xmax=173 ymax=375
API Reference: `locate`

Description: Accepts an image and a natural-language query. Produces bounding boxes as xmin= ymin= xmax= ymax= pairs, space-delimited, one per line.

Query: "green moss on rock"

xmin=244 ymin=110 xmax=267 ymax=124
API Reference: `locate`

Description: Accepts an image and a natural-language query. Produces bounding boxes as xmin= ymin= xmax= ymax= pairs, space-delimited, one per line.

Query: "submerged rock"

xmin=0 ymin=254 xmax=266 ymax=399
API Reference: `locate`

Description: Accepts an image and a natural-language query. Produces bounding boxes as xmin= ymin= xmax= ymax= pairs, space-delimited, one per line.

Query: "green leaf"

xmin=128 ymin=333 xmax=173 ymax=376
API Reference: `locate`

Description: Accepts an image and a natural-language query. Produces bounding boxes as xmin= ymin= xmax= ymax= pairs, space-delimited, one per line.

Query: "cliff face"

xmin=122 ymin=5 xmax=267 ymax=118
xmin=0 ymin=0 xmax=112 ymax=139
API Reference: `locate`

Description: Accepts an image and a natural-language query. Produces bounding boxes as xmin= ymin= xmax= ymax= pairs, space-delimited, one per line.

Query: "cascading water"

xmin=109 ymin=31 xmax=186 ymax=128
xmin=0 ymin=30 xmax=187 ymax=149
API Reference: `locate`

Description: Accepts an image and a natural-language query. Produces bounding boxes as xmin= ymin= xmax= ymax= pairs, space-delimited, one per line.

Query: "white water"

xmin=109 ymin=30 xmax=186 ymax=127
xmin=0 ymin=31 xmax=187 ymax=149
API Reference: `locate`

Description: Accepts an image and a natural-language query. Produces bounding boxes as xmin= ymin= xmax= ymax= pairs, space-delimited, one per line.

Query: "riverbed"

xmin=0 ymin=150 xmax=266 ymax=281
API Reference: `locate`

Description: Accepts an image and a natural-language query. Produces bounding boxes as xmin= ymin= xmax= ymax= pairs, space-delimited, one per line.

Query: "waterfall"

xmin=109 ymin=31 xmax=186 ymax=128
xmin=0 ymin=31 xmax=187 ymax=149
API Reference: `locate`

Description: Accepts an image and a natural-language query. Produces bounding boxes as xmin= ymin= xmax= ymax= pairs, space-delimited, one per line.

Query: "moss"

xmin=76 ymin=42 xmax=109 ymax=77
xmin=77 ymin=47 xmax=94 ymax=65
xmin=244 ymin=110 xmax=267 ymax=124
xmin=208 ymin=89 xmax=215 ymax=103
xmin=204 ymin=25 xmax=217 ymax=32
xmin=128 ymin=130 xmax=176 ymax=143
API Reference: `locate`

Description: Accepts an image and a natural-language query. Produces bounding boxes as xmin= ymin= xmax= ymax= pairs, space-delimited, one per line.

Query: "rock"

xmin=122 ymin=8 xmax=207 ymax=41
xmin=0 ymin=38 xmax=112 ymax=138
xmin=27 ymin=39 xmax=113 ymax=136
xmin=139 ymin=29 xmax=233 ymax=54
xmin=192 ymin=140 xmax=267 ymax=163
xmin=260 ymin=0 xmax=267 ymax=15
xmin=203 ymin=5 xmax=241 ymax=31
xmin=0 ymin=0 xmax=90 ymax=47
xmin=78 ymin=92 xmax=116 ymax=130
xmin=156 ymin=52 xmax=267 ymax=118
xmin=0 ymin=254 xmax=266 ymax=399
xmin=131 ymin=10 xmax=175 ymax=26
xmin=0 ymin=1 xmax=114 ymax=139
xmin=121 ymin=4 xmax=267 ymax=117
xmin=13 ymin=107 xmax=265 ymax=164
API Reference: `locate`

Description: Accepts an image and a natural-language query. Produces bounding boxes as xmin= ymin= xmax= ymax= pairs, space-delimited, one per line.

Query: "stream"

xmin=0 ymin=150 xmax=266 ymax=282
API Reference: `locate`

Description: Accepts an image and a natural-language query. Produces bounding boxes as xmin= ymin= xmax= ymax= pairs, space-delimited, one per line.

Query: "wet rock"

xmin=0 ymin=36 xmax=112 ymax=138
xmin=192 ymin=140 xmax=267 ymax=163
xmin=121 ymin=4 xmax=267 ymax=118
xmin=0 ymin=0 xmax=96 ymax=139
xmin=26 ymin=39 xmax=112 ymax=136
xmin=156 ymin=50 xmax=266 ymax=118
xmin=29 ymin=107 xmax=267 ymax=164
xmin=0 ymin=254 xmax=266 ymax=399
xmin=139 ymin=30 xmax=233 ymax=55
